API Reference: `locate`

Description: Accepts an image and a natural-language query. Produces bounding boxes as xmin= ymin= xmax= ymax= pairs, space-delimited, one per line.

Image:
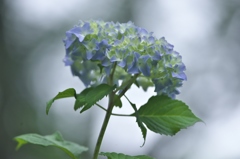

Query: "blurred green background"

xmin=1 ymin=0 xmax=240 ymax=158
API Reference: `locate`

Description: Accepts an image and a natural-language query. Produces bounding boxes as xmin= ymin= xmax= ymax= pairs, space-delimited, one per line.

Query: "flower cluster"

xmin=63 ymin=20 xmax=186 ymax=98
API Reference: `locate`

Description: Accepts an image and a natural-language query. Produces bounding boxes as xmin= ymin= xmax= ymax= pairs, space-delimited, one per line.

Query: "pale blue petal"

xmin=86 ymin=51 xmax=93 ymax=60
xmin=172 ymin=72 xmax=187 ymax=80
xmin=63 ymin=56 xmax=73 ymax=66
xmin=118 ymin=59 xmax=126 ymax=68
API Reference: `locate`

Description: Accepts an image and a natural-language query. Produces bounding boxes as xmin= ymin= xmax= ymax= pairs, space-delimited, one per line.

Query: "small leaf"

xmin=46 ymin=88 xmax=76 ymax=115
xmin=134 ymin=80 xmax=140 ymax=88
xmin=113 ymin=95 xmax=122 ymax=108
xmin=14 ymin=132 xmax=88 ymax=159
xmin=80 ymin=84 xmax=115 ymax=113
xmin=74 ymin=87 xmax=93 ymax=110
xmin=100 ymin=152 xmax=155 ymax=159
xmin=138 ymin=95 xmax=202 ymax=136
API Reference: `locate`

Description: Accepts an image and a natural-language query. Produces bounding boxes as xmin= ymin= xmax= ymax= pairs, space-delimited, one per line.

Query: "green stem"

xmin=92 ymin=93 xmax=115 ymax=159
xmin=95 ymin=103 xmax=134 ymax=117
xmin=118 ymin=74 xmax=139 ymax=98
xmin=92 ymin=63 xmax=117 ymax=159
xmin=92 ymin=66 xmax=138 ymax=159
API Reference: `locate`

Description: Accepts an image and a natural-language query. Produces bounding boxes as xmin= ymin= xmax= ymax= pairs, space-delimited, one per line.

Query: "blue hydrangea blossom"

xmin=63 ymin=20 xmax=187 ymax=98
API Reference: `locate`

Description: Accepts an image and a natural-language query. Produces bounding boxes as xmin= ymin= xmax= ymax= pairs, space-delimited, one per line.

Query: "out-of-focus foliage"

xmin=14 ymin=132 xmax=88 ymax=159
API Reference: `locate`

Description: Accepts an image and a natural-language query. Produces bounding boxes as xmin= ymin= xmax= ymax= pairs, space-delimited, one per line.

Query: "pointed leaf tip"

xmin=46 ymin=88 xmax=76 ymax=115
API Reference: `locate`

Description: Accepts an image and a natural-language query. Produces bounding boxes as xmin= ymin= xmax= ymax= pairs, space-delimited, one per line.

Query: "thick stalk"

xmin=92 ymin=63 xmax=117 ymax=159
xmin=92 ymin=93 xmax=114 ymax=159
xmin=92 ymin=65 xmax=138 ymax=159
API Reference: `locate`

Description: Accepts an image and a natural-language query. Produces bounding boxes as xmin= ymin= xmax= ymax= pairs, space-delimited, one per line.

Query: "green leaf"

xmin=80 ymin=84 xmax=115 ymax=113
xmin=14 ymin=132 xmax=88 ymax=159
xmin=100 ymin=152 xmax=155 ymax=159
xmin=74 ymin=87 xmax=93 ymax=110
xmin=113 ymin=95 xmax=122 ymax=108
xmin=46 ymin=88 xmax=76 ymax=115
xmin=134 ymin=155 xmax=156 ymax=159
xmin=134 ymin=80 xmax=140 ymax=88
xmin=138 ymin=95 xmax=202 ymax=136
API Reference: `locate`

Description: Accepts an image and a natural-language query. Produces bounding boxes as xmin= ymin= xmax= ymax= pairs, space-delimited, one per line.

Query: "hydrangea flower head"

xmin=63 ymin=20 xmax=187 ymax=98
